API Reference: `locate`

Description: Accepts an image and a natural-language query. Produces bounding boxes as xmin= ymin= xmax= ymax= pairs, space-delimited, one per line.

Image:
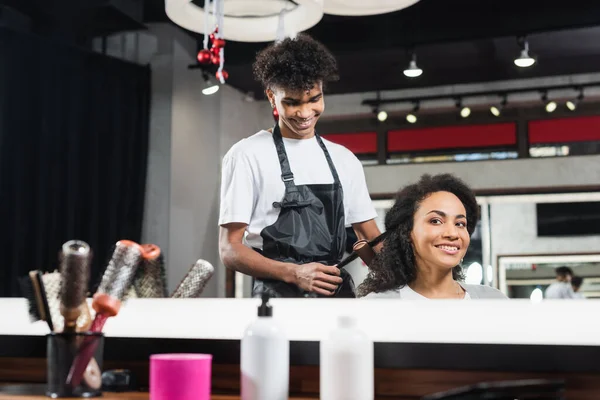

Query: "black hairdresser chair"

xmin=421 ymin=379 xmax=565 ymax=400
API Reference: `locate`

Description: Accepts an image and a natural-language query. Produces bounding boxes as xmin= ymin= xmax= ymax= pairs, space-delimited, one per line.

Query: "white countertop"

xmin=1 ymin=297 xmax=598 ymax=346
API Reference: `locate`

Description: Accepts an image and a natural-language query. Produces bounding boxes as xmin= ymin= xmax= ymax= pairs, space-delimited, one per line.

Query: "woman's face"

xmin=267 ymin=82 xmax=324 ymax=139
xmin=410 ymin=191 xmax=470 ymax=272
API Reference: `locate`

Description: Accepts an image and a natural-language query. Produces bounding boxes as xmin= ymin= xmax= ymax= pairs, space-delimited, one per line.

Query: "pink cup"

xmin=150 ymin=353 xmax=212 ymax=400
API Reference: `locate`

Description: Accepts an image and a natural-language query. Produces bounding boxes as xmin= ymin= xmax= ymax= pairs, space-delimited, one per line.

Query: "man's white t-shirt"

xmin=219 ymin=130 xmax=377 ymax=250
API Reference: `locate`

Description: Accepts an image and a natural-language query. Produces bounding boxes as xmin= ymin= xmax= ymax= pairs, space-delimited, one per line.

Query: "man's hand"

xmin=292 ymin=263 xmax=343 ymax=296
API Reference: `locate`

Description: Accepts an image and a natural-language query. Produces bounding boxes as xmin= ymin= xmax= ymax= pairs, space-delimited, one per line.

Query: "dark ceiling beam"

xmin=361 ymin=81 xmax=600 ymax=107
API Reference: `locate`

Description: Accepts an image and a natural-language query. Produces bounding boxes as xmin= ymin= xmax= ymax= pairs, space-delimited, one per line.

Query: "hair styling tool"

xmin=19 ymin=270 xmax=54 ymax=332
xmin=131 ymin=244 xmax=168 ymax=298
xmin=59 ymin=240 xmax=92 ymax=334
xmin=66 ymin=240 xmax=144 ymax=388
xmin=19 ymin=269 xmax=92 ymax=332
xmin=336 ymin=231 xmax=389 ymax=270
xmin=57 ymin=240 xmax=101 ymax=389
xmin=170 ymin=259 xmax=215 ymax=298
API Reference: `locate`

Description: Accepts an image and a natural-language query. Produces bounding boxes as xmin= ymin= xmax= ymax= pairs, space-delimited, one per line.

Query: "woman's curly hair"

xmin=252 ymin=33 xmax=339 ymax=92
xmin=357 ymin=174 xmax=479 ymax=297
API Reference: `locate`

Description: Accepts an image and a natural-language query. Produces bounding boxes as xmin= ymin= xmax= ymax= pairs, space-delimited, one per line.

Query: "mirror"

xmin=499 ymin=254 xmax=600 ymax=299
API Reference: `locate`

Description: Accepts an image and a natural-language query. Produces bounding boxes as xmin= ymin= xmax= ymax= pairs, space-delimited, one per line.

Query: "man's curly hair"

xmin=253 ymin=33 xmax=339 ymax=92
xmin=357 ymin=174 xmax=479 ymax=297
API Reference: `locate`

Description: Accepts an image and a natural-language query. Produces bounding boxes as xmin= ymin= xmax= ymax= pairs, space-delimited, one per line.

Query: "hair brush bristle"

xmin=18 ymin=271 xmax=48 ymax=327
xmin=170 ymin=259 xmax=214 ymax=298
xmin=96 ymin=240 xmax=144 ymax=300
xmin=133 ymin=245 xmax=168 ymax=298
xmin=60 ymin=240 xmax=92 ymax=331
xmin=42 ymin=271 xmax=63 ymax=332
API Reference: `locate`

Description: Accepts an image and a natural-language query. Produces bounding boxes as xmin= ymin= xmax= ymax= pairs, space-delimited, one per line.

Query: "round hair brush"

xmin=59 ymin=240 xmax=92 ymax=334
xmin=170 ymin=259 xmax=215 ymax=298
xmin=132 ymin=244 xmax=168 ymax=298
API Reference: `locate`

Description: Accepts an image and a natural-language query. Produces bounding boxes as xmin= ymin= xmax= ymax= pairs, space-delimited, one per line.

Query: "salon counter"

xmin=1 ymin=298 xmax=600 ymax=398
xmin=0 ymin=385 xmax=315 ymax=399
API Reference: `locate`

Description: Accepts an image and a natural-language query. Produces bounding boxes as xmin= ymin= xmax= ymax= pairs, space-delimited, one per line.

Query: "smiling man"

xmin=218 ymin=34 xmax=381 ymax=298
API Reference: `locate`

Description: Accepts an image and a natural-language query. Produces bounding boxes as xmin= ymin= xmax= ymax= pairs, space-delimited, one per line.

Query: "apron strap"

xmin=272 ymin=123 xmax=341 ymax=198
xmin=272 ymin=124 xmax=300 ymax=198
xmin=314 ymin=133 xmax=341 ymax=185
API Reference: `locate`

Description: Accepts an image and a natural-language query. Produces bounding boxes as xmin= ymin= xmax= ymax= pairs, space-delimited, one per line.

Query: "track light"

xmin=514 ymin=37 xmax=536 ymax=68
xmin=566 ymin=87 xmax=584 ymax=111
xmin=456 ymin=98 xmax=470 ymax=118
xmin=403 ymin=53 xmax=423 ymax=78
xmin=376 ymin=109 xmax=388 ymax=122
xmin=406 ymin=101 xmax=420 ymax=123
xmin=490 ymin=95 xmax=507 ymax=117
xmin=202 ymin=71 xmax=219 ymax=95
xmin=541 ymin=91 xmax=556 ymax=113
xmin=545 ymin=101 xmax=557 ymax=112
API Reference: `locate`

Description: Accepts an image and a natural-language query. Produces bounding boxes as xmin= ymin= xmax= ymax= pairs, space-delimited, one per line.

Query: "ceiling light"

xmin=490 ymin=94 xmax=507 ymax=117
xmin=455 ymin=98 xmax=470 ymax=118
xmin=514 ymin=38 xmax=536 ymax=68
xmin=406 ymin=100 xmax=419 ymax=123
xmin=202 ymin=84 xmax=220 ymax=95
xmin=166 ymin=0 xmax=324 ymax=42
xmin=403 ymin=54 xmax=423 ymax=78
xmin=324 ymin=0 xmax=421 ymax=16
xmin=541 ymin=91 xmax=555 ymax=113
xmin=566 ymin=87 xmax=584 ymax=111
xmin=202 ymin=72 xmax=219 ymax=95
xmin=530 ymin=287 xmax=543 ymax=302
xmin=377 ymin=110 xmax=388 ymax=122
xmin=465 ymin=262 xmax=483 ymax=285
xmin=545 ymin=101 xmax=557 ymax=113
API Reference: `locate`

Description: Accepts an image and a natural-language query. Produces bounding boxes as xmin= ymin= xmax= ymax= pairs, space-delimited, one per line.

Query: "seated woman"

xmin=359 ymin=173 xmax=506 ymax=299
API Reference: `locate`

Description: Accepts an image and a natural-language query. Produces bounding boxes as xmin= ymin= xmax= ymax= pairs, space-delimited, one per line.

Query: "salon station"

xmin=1 ymin=0 xmax=600 ymax=399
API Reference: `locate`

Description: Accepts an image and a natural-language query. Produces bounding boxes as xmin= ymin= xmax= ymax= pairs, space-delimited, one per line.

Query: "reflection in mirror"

xmin=498 ymin=254 xmax=600 ymax=299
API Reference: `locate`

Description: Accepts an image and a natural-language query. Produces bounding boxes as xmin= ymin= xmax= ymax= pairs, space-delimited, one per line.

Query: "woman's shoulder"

xmin=361 ymin=288 xmax=402 ymax=299
xmin=463 ymin=283 xmax=508 ymax=299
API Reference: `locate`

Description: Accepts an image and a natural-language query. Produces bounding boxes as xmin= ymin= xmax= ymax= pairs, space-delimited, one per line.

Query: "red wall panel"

xmin=387 ymin=123 xmax=517 ymax=152
xmin=321 ymin=132 xmax=378 ymax=154
xmin=529 ymin=116 xmax=600 ymax=144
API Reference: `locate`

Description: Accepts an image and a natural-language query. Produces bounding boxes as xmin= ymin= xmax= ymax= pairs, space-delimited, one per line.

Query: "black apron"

xmin=252 ymin=124 xmax=356 ymax=298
